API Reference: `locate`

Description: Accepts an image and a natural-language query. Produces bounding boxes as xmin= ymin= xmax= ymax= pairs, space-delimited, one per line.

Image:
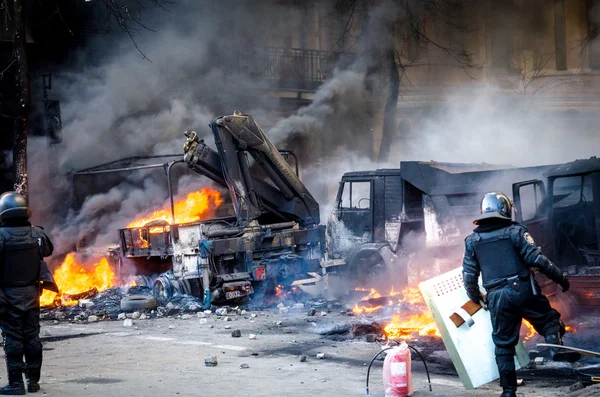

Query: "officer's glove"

xmin=466 ymin=289 xmax=481 ymax=305
xmin=559 ymin=275 xmax=570 ymax=293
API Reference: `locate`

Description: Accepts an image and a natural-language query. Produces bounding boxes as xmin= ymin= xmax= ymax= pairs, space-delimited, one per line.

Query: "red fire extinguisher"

xmin=383 ymin=342 xmax=413 ymax=397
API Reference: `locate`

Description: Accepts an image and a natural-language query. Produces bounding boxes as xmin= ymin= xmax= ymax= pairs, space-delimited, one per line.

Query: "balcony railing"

xmin=239 ymin=47 xmax=355 ymax=91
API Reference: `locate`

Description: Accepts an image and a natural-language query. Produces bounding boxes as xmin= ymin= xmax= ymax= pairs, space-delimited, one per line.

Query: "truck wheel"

xmin=153 ymin=276 xmax=173 ymax=305
xmin=349 ymin=255 xmax=392 ymax=291
xmin=120 ymin=295 xmax=158 ymax=312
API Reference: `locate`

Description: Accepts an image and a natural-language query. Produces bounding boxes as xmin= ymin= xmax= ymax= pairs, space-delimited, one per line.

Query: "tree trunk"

xmin=377 ymin=46 xmax=399 ymax=164
xmin=12 ymin=0 xmax=31 ymax=199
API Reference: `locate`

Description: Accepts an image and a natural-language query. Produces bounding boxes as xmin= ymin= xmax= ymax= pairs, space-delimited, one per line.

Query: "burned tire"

xmin=153 ymin=276 xmax=173 ymax=305
xmin=120 ymin=295 xmax=158 ymax=312
xmin=348 ymin=254 xmax=392 ymax=290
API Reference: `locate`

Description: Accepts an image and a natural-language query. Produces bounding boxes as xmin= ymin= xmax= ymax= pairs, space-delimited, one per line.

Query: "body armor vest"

xmin=0 ymin=227 xmax=41 ymax=287
xmin=471 ymin=226 xmax=530 ymax=288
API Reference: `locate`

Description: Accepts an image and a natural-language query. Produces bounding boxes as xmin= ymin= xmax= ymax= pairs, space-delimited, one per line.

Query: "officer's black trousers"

xmin=0 ymin=292 xmax=42 ymax=381
xmin=487 ymin=279 xmax=561 ymax=387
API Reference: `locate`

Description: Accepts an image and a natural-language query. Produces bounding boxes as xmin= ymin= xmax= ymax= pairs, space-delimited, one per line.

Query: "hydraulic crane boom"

xmin=183 ymin=113 xmax=320 ymax=227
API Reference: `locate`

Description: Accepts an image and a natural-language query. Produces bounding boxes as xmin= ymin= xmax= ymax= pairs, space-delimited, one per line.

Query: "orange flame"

xmin=40 ymin=253 xmax=118 ymax=307
xmin=384 ymin=312 xmax=441 ymax=339
xmin=352 ymin=286 xmax=422 ymax=315
xmin=522 ymin=319 xmax=536 ymax=341
xmin=127 ymin=188 xmax=222 ymax=228
xmin=352 ymin=285 xmax=440 ymax=338
xmin=352 ymin=303 xmax=382 ymax=314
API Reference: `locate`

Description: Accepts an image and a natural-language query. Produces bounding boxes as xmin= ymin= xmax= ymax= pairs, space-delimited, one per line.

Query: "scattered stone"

xmin=168 ymin=325 xmax=176 ymax=329
xmin=231 ymin=330 xmax=242 ymax=338
xmin=251 ymin=314 xmax=257 ymax=318
xmin=123 ymin=319 xmax=133 ymax=327
xmin=365 ymin=334 xmax=377 ymax=343
xmin=181 ymin=314 xmax=193 ymax=320
xmin=299 ymin=355 xmax=307 ymax=362
xmin=117 ymin=313 xmax=126 ymax=320
xmin=139 ymin=314 xmax=148 ymax=320
xmin=224 ymin=325 xmax=232 ymax=330
xmin=131 ymin=312 xmax=141 ymax=319
xmin=199 ymin=318 xmax=208 ymax=324
xmin=79 ymin=299 xmax=95 ymax=309
xmin=275 ymin=321 xmax=283 ymax=326
xmin=568 ymin=382 xmax=585 ymax=393
xmin=308 ymin=308 xmax=317 ymax=316
xmin=248 ymin=334 xmax=257 ymax=340
xmin=277 ymin=303 xmax=285 ymax=309
xmin=251 ymin=353 xmax=259 ymax=356
xmin=166 ymin=302 xmax=175 ymax=310
xmin=208 ymin=325 xmax=214 ymax=328
xmin=316 ymin=353 xmax=326 ymax=359
xmin=43 ymin=329 xmax=51 ymax=337
xmin=223 ymin=316 xmax=232 ymax=322
xmin=320 ymin=312 xmax=327 ymax=317
xmin=240 ymin=310 xmax=247 ymax=315
xmin=53 ymin=320 xmax=59 ymax=325
xmin=240 ymin=363 xmax=250 ymax=369
xmin=215 ymin=308 xmax=228 ymax=316
xmin=204 ymin=310 xmax=212 ymax=315
xmin=87 ymin=315 xmax=99 ymax=323
xmin=279 ymin=307 xmax=289 ymax=314
xmin=293 ymin=303 xmax=304 ymax=310
xmin=197 ymin=312 xmax=207 ymax=318
xmin=204 ymin=356 xmax=218 ymax=367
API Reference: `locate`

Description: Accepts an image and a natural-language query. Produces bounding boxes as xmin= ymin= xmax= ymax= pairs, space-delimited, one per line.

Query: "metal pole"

xmin=166 ymin=160 xmax=185 ymax=223
xmin=74 ymin=163 xmax=168 ymax=176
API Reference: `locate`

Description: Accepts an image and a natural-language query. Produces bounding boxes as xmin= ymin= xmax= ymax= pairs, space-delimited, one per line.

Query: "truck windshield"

xmin=552 ymin=174 xmax=593 ymax=208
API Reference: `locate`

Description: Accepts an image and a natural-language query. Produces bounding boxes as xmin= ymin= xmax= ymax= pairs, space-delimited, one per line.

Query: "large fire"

xmin=41 ymin=188 xmax=223 ymax=307
xmin=352 ymin=286 xmax=441 ymax=338
xmin=40 ymin=253 xmax=117 ymax=307
xmin=127 ymin=188 xmax=222 ymax=228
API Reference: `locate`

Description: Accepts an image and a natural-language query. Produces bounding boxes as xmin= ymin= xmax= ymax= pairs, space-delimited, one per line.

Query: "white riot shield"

xmin=418 ymin=267 xmax=530 ymax=390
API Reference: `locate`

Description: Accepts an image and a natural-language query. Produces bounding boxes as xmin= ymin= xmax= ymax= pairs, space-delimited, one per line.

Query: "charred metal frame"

xmin=74 ymin=149 xmax=300 ymax=225
xmin=73 ymin=154 xmax=185 ymax=223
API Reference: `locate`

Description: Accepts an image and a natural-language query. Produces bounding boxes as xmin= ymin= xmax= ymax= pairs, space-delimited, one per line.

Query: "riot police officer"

xmin=462 ymin=192 xmax=579 ymax=397
xmin=0 ymin=192 xmax=54 ymax=395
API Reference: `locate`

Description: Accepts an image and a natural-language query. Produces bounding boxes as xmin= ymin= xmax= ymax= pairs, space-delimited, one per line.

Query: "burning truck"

xmin=328 ymin=157 xmax=600 ymax=319
xmin=117 ymin=113 xmax=326 ymax=306
xmin=43 ymin=112 xmax=599 ymax=320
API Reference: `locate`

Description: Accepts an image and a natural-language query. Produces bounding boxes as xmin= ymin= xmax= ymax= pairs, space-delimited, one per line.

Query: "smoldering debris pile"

xmin=40 ymin=287 xmax=206 ymax=322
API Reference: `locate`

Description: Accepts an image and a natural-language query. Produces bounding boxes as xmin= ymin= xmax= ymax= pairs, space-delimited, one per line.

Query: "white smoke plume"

xmin=25 ymin=0 xmax=600 ymax=269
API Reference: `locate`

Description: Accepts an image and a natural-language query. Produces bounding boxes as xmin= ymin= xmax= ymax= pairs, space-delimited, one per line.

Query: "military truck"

xmin=512 ymin=157 xmax=600 ymax=316
xmin=326 ymin=158 xmax=600 ymax=316
xmin=118 ymin=113 xmax=326 ymax=305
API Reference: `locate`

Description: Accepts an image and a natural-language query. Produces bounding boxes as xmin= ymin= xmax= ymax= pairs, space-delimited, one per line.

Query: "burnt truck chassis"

xmin=113 ymin=113 xmax=326 ymax=306
xmin=119 ymin=217 xmax=325 ymax=305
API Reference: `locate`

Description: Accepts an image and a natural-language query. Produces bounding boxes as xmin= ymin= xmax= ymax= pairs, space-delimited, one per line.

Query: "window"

xmin=552 ymin=174 xmax=594 ymax=208
xmin=519 ymin=183 xmax=544 ymax=221
xmin=340 ymin=181 xmax=371 ymax=209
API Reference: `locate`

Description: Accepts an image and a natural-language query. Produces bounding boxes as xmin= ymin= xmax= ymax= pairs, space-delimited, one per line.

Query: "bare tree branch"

xmin=0 ymin=56 xmax=16 ymax=83
xmin=95 ymin=0 xmax=174 ymax=61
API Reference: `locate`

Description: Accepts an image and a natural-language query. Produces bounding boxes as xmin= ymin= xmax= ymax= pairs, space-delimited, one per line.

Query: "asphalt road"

xmin=0 ymin=308 xmax=592 ymax=397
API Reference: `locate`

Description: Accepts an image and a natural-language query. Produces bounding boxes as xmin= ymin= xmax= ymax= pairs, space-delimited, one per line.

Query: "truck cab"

xmin=512 ymin=157 xmax=600 ymax=316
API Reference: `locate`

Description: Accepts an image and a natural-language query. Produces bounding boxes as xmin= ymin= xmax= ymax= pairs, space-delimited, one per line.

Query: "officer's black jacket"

xmin=0 ymin=219 xmax=54 ymax=311
xmin=462 ymin=219 xmax=563 ymax=303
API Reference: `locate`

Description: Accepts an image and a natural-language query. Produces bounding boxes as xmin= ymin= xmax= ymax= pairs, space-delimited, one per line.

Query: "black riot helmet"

xmin=473 ymin=192 xmax=513 ymax=225
xmin=0 ymin=192 xmax=32 ymax=222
